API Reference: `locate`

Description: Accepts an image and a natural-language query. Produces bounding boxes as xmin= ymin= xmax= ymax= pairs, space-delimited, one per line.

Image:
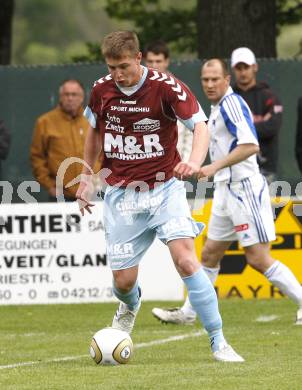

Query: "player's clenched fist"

xmin=174 ymin=161 xmax=200 ymax=180
xmin=198 ymin=161 xmax=220 ymax=179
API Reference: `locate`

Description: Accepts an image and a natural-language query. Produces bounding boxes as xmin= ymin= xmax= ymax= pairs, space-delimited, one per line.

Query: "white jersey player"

xmin=152 ymin=58 xmax=302 ymax=326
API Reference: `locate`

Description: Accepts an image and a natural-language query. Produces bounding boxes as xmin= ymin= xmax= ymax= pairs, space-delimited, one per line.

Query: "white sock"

xmin=202 ymin=265 xmax=220 ymax=285
xmin=181 ymin=266 xmax=220 ymax=317
xmin=181 ymin=295 xmax=196 ymax=317
xmin=264 ymin=260 xmax=302 ymax=307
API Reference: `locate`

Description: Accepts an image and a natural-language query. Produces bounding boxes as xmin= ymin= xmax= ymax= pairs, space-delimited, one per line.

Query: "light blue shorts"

xmin=103 ymin=177 xmax=204 ymax=270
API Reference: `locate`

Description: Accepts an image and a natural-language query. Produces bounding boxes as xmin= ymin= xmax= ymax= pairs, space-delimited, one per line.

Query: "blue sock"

xmin=182 ymin=267 xmax=225 ymax=352
xmin=113 ymin=280 xmax=141 ymax=311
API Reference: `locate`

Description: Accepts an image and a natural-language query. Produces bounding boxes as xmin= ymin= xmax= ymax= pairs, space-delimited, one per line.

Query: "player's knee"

xmin=201 ymin=246 xmax=211 ymax=266
xmin=174 ymin=253 xmax=199 ymax=277
xmin=113 ymin=271 xmax=136 ymax=292
xmin=201 ymin=246 xmax=220 ymax=267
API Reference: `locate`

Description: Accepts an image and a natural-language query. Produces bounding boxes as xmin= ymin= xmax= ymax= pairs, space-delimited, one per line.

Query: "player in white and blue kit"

xmin=152 ymin=59 xmax=302 ymax=326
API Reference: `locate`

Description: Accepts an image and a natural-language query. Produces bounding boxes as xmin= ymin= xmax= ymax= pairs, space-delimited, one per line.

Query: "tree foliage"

xmin=1 ymin=0 xmax=301 ymax=65
xmin=105 ymin=0 xmax=196 ymax=53
xmin=72 ymin=43 xmax=105 ymax=63
xmin=276 ymin=0 xmax=302 ymax=30
xmin=71 ymin=0 xmax=302 ymax=62
xmin=71 ymin=0 xmax=196 ymax=62
xmin=10 ymin=0 xmax=111 ymax=65
xmin=0 ymin=0 xmax=14 ymax=64
xmin=197 ymin=0 xmax=279 ymax=58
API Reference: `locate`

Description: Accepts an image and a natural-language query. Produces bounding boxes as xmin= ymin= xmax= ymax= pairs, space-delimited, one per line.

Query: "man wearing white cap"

xmin=231 ymin=47 xmax=283 ymax=184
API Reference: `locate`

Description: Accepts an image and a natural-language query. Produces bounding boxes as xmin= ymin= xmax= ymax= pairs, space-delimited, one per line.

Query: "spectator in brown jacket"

xmin=30 ymin=79 xmax=99 ymax=201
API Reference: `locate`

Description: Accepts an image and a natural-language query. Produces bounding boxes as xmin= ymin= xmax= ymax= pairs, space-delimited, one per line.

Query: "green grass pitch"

xmin=0 ymin=299 xmax=300 ymax=390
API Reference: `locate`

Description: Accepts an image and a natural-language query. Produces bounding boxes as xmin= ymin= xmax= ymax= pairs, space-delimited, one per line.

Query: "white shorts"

xmin=103 ymin=178 xmax=204 ymax=270
xmin=208 ymin=173 xmax=276 ymax=246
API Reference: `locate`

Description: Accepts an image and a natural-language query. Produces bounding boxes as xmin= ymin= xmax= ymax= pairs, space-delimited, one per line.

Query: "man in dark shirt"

xmin=295 ymin=97 xmax=302 ymax=173
xmin=231 ymin=47 xmax=283 ymax=184
xmin=0 ymin=119 xmax=11 ymax=181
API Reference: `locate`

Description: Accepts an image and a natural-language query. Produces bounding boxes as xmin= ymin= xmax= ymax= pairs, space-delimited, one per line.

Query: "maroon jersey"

xmin=86 ymin=67 xmax=206 ymax=187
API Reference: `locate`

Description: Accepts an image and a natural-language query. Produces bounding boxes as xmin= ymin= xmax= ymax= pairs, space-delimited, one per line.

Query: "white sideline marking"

xmin=255 ymin=315 xmax=279 ymax=322
xmin=0 ymin=331 xmax=204 ymax=370
xmin=135 ymin=330 xmax=204 ymax=348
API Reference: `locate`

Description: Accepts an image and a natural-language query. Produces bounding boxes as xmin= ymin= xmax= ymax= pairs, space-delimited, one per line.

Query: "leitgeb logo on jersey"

xmin=133 ymin=118 xmax=160 ymax=132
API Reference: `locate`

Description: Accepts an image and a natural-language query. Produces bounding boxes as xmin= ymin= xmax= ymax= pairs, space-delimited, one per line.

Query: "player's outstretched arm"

xmin=198 ymin=143 xmax=259 ymax=179
xmin=174 ymin=121 xmax=209 ymax=179
xmin=76 ymin=125 xmax=102 ymax=216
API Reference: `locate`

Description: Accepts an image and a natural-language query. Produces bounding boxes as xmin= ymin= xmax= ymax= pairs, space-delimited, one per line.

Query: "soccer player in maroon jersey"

xmin=76 ymin=31 xmax=243 ymax=362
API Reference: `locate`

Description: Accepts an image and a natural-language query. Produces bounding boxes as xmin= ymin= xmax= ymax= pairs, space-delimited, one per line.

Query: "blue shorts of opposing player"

xmin=103 ymin=177 xmax=205 ymax=270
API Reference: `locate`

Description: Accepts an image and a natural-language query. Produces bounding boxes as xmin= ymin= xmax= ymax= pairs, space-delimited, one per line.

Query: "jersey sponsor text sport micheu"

xmin=84 ymin=66 xmax=207 ymax=187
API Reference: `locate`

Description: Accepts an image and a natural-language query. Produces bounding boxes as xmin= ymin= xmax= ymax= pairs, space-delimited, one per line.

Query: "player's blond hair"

xmin=101 ymin=31 xmax=140 ymax=59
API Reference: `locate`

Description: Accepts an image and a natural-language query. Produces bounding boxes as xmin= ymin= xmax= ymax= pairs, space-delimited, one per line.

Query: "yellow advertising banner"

xmin=192 ymin=199 xmax=302 ymax=299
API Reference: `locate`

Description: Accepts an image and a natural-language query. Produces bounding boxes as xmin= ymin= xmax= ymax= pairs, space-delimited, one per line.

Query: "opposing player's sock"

xmin=113 ymin=280 xmax=141 ymax=311
xmin=264 ymin=261 xmax=302 ymax=307
xmin=182 ymin=267 xmax=225 ymax=352
xmin=296 ymin=308 xmax=302 ymax=325
xmin=181 ymin=296 xmax=196 ymax=318
xmin=202 ymin=265 xmax=220 ymax=284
